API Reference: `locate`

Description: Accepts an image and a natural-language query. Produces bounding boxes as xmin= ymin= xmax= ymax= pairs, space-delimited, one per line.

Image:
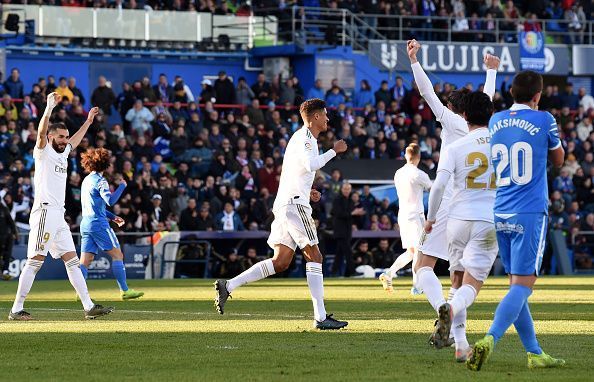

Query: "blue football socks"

xmin=112 ymin=260 xmax=129 ymax=292
xmin=488 ymin=284 xmax=533 ymax=343
xmin=513 ymin=301 xmax=543 ymax=354
xmin=80 ymin=264 xmax=88 ymax=279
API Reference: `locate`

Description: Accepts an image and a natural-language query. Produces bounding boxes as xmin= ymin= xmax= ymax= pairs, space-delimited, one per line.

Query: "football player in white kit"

xmin=423 ymin=92 xmax=497 ymax=362
xmin=9 ymin=93 xmax=113 ymax=320
xmin=405 ymin=39 xmax=499 ymax=343
xmin=379 ymin=143 xmax=431 ymax=294
xmin=214 ymin=99 xmax=349 ymax=330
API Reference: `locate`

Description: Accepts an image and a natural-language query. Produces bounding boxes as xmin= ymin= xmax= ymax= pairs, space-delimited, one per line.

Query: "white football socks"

xmin=306 ymin=262 xmax=327 ymax=322
xmin=452 ymin=307 xmax=469 ymax=350
xmin=11 ymin=259 xmax=43 ymax=313
xmin=447 ymin=287 xmax=458 ymax=302
xmin=450 ymin=284 xmax=477 ymax=317
xmin=64 ymin=257 xmax=95 ymax=311
xmin=227 ymin=258 xmax=276 ymax=293
xmin=387 ymin=250 xmax=413 ymax=279
xmin=416 ymin=266 xmax=446 ymax=313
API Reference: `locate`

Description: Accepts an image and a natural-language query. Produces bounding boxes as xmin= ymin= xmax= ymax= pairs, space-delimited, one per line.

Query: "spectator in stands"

xmin=353 ymin=240 xmax=374 ymax=267
xmin=126 ymin=99 xmax=155 ymax=136
xmin=577 ymin=117 xmax=592 ymax=142
xmin=0 ymin=95 xmax=18 ymax=121
xmin=154 ymin=74 xmax=174 ymax=103
xmin=326 ymin=85 xmax=346 ymax=108
xmin=371 ymin=238 xmax=396 ymax=269
xmin=257 ymin=156 xmax=280 ymax=195
xmin=553 ymin=168 xmax=576 ymax=206
xmin=561 ymin=83 xmax=580 ymax=110
xmin=68 ymin=77 xmax=85 ymax=105
xmin=220 ymin=250 xmax=245 ymax=278
xmin=278 ymin=77 xmax=296 ymax=106
xmin=215 ymin=202 xmax=244 ymax=231
xmin=579 ymin=87 xmax=594 ymax=112
xmin=307 ymin=79 xmax=325 ymax=100
xmin=214 ymin=71 xmax=236 ymax=105
xmin=56 ymin=77 xmax=74 ymax=102
xmin=331 ymin=182 xmax=356 ymax=276
xmin=179 ymin=198 xmax=200 ymax=231
xmin=196 ymin=204 xmax=215 ymax=231
xmin=236 ymin=77 xmax=255 ymax=106
xmin=375 ymin=80 xmax=391 ymax=106
xmin=174 ymin=76 xmax=194 ymax=102
xmin=353 ymin=80 xmax=374 ymax=108
xmin=91 ymin=76 xmax=116 ymax=116
xmin=251 ymin=73 xmax=271 ymax=105
xmin=3 ymin=68 xmax=23 ymax=100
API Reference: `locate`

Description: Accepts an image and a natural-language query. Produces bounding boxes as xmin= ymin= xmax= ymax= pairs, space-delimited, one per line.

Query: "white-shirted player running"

xmin=214 ymin=98 xmax=349 ymax=330
xmin=405 ymin=39 xmax=499 ymax=342
xmin=9 ymin=93 xmax=113 ymax=320
xmin=423 ymin=92 xmax=498 ymax=362
xmin=380 ymin=143 xmax=431 ymax=294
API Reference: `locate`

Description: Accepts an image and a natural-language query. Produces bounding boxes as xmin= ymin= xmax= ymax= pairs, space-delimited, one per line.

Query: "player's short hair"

xmin=299 ymin=98 xmax=326 ymax=118
xmin=405 ymin=143 xmax=421 ymax=159
xmin=511 ymin=71 xmax=543 ymax=103
xmin=48 ymin=122 xmax=68 ymax=134
xmin=447 ymin=88 xmax=471 ymax=114
xmin=463 ymin=91 xmax=494 ymax=126
xmin=81 ymin=148 xmax=111 ymax=173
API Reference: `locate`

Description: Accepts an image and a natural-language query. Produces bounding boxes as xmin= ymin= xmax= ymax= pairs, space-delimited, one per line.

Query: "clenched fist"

xmin=333 ymin=139 xmax=348 ymax=154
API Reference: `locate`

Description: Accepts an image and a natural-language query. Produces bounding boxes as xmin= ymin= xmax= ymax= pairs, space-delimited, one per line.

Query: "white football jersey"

xmin=438 ymin=127 xmax=495 ymax=223
xmin=32 ymin=143 xmax=71 ymax=209
xmin=273 ymin=127 xmax=335 ymax=212
xmin=394 ymin=164 xmax=432 ymax=220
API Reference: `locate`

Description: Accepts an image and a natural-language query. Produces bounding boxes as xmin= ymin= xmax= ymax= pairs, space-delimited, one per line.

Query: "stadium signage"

xmin=369 ymin=41 xmax=569 ymax=75
xmin=572 ymin=46 xmax=594 ymax=75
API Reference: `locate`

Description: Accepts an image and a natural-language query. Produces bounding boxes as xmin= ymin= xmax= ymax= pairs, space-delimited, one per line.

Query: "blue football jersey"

xmin=81 ymin=172 xmax=123 ymax=232
xmin=489 ymin=104 xmax=561 ymax=214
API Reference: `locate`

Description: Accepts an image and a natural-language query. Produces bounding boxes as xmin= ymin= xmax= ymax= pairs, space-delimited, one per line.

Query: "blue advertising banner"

xmin=519 ymin=31 xmax=545 ymax=73
xmin=8 ymin=244 xmax=148 ymax=280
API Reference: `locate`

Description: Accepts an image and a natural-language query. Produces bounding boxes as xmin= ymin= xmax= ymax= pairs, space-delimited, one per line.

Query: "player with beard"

xmin=9 ymin=93 xmax=113 ymax=320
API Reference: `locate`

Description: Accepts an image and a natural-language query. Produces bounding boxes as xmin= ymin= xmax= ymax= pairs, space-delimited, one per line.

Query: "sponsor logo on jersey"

xmin=304 ymin=142 xmax=312 ymax=151
xmin=54 ymin=165 xmax=67 ymax=174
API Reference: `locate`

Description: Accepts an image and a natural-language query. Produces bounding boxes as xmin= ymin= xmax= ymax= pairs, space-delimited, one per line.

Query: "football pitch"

xmin=0 ymin=277 xmax=593 ymax=382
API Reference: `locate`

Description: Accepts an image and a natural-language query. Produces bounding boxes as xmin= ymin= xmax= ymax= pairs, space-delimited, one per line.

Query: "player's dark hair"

xmin=511 ymin=70 xmax=543 ymax=103
xmin=463 ymin=91 xmax=494 ymax=126
xmin=81 ymin=148 xmax=111 ymax=173
xmin=48 ymin=122 xmax=67 ymax=134
xmin=447 ymin=88 xmax=471 ymax=114
xmin=299 ymin=98 xmax=326 ymax=118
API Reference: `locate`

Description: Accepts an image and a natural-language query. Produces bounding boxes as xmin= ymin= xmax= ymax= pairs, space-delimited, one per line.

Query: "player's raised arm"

xmin=408 ymin=40 xmax=448 ymax=121
xmin=483 ymin=54 xmax=500 ymax=100
xmin=36 ymin=92 xmax=61 ymax=150
xmin=69 ymin=107 xmax=100 ymax=150
xmin=99 ymin=178 xmax=127 ymax=207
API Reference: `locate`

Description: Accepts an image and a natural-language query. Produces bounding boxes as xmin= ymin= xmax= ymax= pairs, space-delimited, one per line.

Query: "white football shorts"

xmin=398 ymin=213 xmax=425 ymax=249
xmin=267 ymin=203 xmax=318 ymax=251
xmin=418 ymin=198 xmax=450 ymax=261
xmin=27 ymin=205 xmax=76 ymax=259
xmin=447 ymin=218 xmax=498 ymax=282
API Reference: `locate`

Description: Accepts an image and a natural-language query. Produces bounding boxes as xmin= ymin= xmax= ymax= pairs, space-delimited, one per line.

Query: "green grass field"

xmin=1 ymin=277 xmax=593 ymax=382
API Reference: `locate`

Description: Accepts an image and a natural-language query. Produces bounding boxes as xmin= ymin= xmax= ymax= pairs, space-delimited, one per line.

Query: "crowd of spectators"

xmin=0 ymin=66 xmax=593 ymax=274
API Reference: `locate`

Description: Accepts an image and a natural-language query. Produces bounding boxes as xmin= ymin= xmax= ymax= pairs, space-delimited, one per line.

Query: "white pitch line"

xmin=31 ymin=308 xmax=308 ymax=319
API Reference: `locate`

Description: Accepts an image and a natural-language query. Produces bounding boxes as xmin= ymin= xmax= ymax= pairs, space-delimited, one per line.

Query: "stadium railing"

xmin=254 ymin=7 xmax=594 ymax=47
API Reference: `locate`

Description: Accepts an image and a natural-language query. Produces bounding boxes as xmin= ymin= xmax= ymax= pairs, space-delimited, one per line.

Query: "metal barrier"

xmin=161 ymin=239 xmax=212 ymax=278
xmin=256 ymin=7 xmax=594 ymax=46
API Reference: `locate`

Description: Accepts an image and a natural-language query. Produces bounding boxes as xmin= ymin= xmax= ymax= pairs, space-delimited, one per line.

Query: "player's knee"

xmin=272 ymin=257 xmax=291 ymax=272
xmin=25 ymin=258 xmax=44 ymax=273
